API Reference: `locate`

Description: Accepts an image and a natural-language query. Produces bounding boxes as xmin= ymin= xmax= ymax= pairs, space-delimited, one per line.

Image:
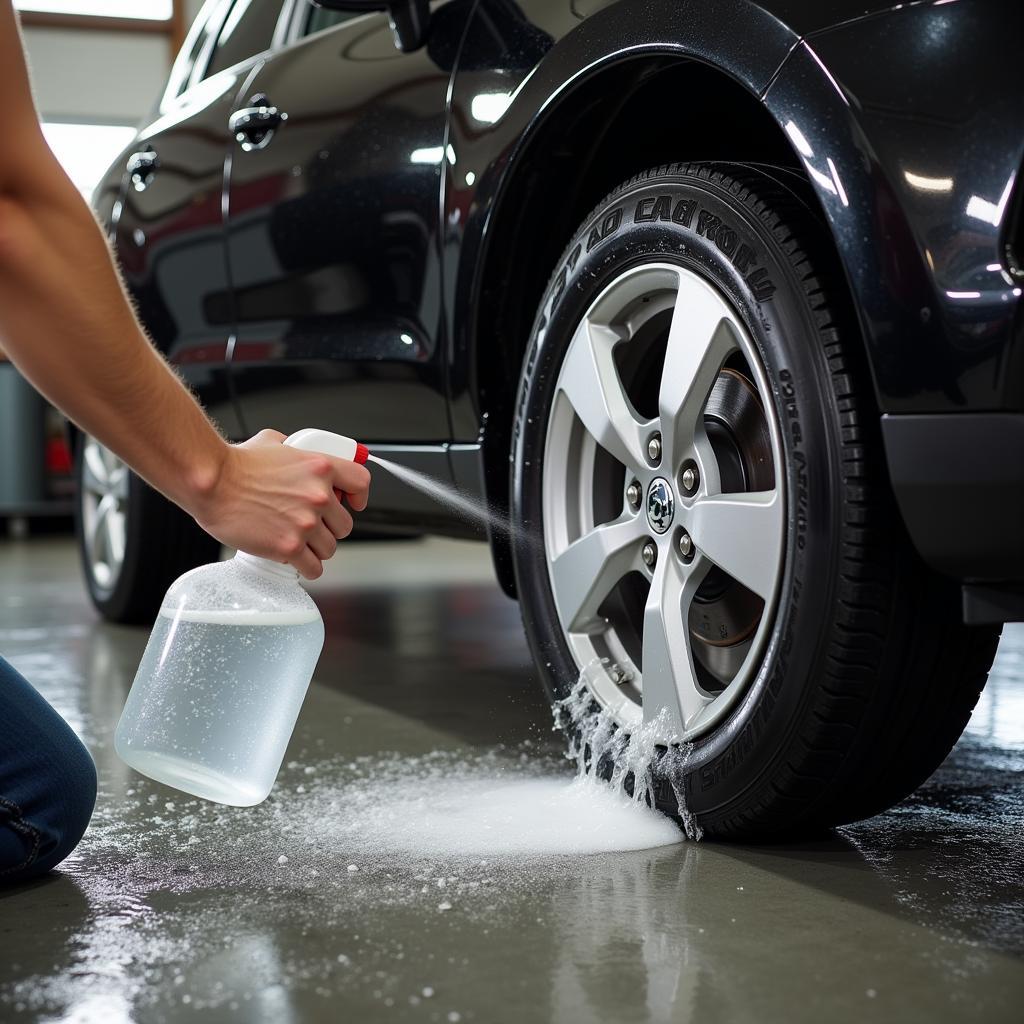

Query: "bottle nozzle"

xmin=354 ymin=443 xmax=370 ymax=465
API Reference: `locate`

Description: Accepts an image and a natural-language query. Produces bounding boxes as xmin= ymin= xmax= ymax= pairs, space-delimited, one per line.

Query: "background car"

xmin=78 ymin=0 xmax=1024 ymax=837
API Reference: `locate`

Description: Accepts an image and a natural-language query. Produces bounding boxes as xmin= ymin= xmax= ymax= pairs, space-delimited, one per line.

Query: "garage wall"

xmin=21 ymin=0 xmax=207 ymax=124
xmin=18 ymin=1 xmax=210 ymax=196
xmin=24 ymin=28 xmax=170 ymax=124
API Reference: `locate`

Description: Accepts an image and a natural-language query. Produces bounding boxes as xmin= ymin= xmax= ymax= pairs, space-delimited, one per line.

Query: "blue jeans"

xmin=1 ymin=655 xmax=96 ymax=885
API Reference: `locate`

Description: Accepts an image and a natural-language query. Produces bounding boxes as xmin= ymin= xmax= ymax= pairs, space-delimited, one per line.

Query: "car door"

xmin=111 ymin=0 xmax=271 ymax=440
xmin=223 ymin=1 xmax=457 ymax=443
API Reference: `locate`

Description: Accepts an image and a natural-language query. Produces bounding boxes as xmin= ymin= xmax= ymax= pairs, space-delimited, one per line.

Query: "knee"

xmin=3 ymin=730 xmax=97 ymax=884
xmin=0 ymin=660 xmax=98 ymax=884
xmin=51 ymin=734 xmax=98 ymax=869
xmin=43 ymin=731 xmax=97 ymax=876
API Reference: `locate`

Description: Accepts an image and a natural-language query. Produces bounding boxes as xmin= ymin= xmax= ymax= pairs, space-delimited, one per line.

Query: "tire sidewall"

xmin=511 ymin=169 xmax=844 ymax=818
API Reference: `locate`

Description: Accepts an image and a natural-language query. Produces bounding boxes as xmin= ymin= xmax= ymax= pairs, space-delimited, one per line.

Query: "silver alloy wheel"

xmin=80 ymin=436 xmax=129 ymax=594
xmin=542 ymin=263 xmax=786 ymax=743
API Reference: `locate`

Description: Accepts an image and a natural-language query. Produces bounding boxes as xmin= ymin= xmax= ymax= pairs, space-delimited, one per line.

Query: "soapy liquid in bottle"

xmin=116 ymin=607 xmax=323 ymax=806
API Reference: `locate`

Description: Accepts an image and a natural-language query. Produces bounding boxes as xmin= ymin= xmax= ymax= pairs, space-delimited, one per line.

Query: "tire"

xmin=75 ymin=435 xmax=220 ymax=625
xmin=511 ymin=162 xmax=1001 ymax=838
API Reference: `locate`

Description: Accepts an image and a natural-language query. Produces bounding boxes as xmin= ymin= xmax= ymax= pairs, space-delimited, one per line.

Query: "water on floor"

xmin=0 ymin=537 xmax=1022 ymax=1023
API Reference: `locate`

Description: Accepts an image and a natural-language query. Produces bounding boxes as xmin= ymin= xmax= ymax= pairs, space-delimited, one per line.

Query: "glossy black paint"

xmin=882 ymin=412 xmax=1024 ymax=584
xmin=108 ymin=72 xmax=247 ymax=439
xmin=768 ymin=4 xmax=1024 ymax=413
xmin=225 ymin=11 xmax=457 ymax=442
xmin=93 ymin=0 xmax=1024 ymax=581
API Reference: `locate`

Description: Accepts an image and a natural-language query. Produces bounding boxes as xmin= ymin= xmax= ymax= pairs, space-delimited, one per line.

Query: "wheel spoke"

xmin=558 ymin=320 xmax=651 ymax=472
xmin=692 ymin=421 xmax=723 ymax=496
xmin=641 ymin=556 xmax=711 ymax=740
xmin=98 ymin=445 xmax=130 ymax=498
xmin=105 ymin=509 xmax=126 ymax=567
xmin=108 ymin=465 xmax=130 ymax=500
xmin=660 ymin=272 xmax=740 ymax=465
xmin=88 ymin=493 xmax=114 ymax=562
xmin=550 ymin=514 xmax=646 ymax=632
xmin=689 ymin=489 xmax=783 ymax=600
xmin=82 ymin=443 xmax=109 ymax=496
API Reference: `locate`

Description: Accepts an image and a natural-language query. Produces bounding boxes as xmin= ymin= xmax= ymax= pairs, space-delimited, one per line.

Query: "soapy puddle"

xmin=85 ymin=746 xmax=684 ymax=879
xmin=0 ymin=549 xmax=699 ymax=1020
xmin=317 ymin=759 xmax=681 ymax=859
xmin=0 ymin=747 xmax=685 ymax=1020
xmin=2 ymin=671 xmax=696 ymax=1019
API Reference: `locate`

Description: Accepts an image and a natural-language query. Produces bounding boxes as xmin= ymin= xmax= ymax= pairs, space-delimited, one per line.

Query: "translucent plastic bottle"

xmin=114 ymin=429 xmax=368 ymax=806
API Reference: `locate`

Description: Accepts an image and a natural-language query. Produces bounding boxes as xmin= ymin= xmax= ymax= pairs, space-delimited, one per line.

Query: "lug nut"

xmin=678 ymin=529 xmax=694 ymax=560
xmin=681 ymin=464 xmax=699 ymax=495
xmin=626 ymin=481 xmax=641 ymax=511
xmin=647 ymin=434 xmax=662 ymax=465
xmin=642 ymin=540 xmax=657 ymax=568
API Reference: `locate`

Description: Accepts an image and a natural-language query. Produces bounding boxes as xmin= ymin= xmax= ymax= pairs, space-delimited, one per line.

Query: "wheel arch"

xmin=463 ymin=51 xmax=851 ymax=598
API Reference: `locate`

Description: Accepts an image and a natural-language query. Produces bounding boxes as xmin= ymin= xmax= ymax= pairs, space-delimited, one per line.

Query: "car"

xmin=78 ymin=0 xmax=1024 ymax=838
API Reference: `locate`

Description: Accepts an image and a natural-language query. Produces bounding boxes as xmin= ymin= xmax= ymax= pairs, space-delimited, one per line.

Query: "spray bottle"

xmin=114 ymin=428 xmax=369 ymax=806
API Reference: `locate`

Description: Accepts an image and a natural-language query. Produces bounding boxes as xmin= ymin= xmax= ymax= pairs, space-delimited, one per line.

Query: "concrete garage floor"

xmin=0 ymin=537 xmax=1022 ymax=1024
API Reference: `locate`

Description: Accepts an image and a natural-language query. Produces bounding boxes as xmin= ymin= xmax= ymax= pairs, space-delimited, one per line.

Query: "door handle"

xmin=126 ymin=147 xmax=158 ymax=191
xmin=228 ymin=95 xmax=288 ymax=151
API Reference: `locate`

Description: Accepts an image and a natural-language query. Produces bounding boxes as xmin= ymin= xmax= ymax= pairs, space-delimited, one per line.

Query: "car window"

xmin=163 ymin=0 xmax=225 ymax=103
xmin=303 ymin=4 xmax=361 ymax=37
xmin=167 ymin=22 xmax=207 ymax=98
xmin=204 ymin=0 xmax=283 ymax=78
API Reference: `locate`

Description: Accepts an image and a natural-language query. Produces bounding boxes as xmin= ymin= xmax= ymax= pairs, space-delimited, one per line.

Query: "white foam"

xmin=555 ymin=664 xmax=703 ymax=840
xmin=337 ymin=772 xmax=682 ymax=857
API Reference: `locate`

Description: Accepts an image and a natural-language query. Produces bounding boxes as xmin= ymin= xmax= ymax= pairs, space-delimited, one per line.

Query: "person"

xmin=0 ymin=2 xmax=370 ymax=885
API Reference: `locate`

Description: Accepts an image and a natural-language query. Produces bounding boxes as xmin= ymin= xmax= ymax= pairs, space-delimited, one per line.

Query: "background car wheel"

xmin=75 ymin=435 xmax=221 ymax=624
xmin=511 ymin=162 xmax=1001 ymax=838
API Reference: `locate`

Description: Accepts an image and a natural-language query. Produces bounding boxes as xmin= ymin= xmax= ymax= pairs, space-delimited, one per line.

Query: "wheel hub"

xmin=646 ymin=478 xmax=675 ymax=534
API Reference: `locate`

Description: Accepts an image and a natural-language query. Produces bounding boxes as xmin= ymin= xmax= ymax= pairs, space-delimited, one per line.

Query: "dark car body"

xmin=92 ymin=0 xmax=1024 ymax=619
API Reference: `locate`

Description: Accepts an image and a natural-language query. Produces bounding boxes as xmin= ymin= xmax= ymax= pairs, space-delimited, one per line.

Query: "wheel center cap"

xmin=646 ymin=478 xmax=675 ymax=534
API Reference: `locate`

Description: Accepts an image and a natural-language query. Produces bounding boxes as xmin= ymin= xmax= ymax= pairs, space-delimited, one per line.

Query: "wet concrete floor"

xmin=0 ymin=536 xmax=1022 ymax=1023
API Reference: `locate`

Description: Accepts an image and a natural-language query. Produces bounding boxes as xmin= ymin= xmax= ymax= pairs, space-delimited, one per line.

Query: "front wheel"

xmin=75 ymin=435 xmax=220 ymax=624
xmin=511 ymin=163 xmax=1000 ymax=838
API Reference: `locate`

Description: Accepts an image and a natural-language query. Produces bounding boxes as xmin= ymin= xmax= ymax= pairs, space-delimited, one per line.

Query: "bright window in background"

xmin=42 ymin=123 xmax=137 ymax=198
xmin=15 ymin=1 xmax=172 ymax=18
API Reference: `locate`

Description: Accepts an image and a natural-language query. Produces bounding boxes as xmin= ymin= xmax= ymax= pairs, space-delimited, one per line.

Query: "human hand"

xmin=191 ymin=429 xmax=371 ymax=579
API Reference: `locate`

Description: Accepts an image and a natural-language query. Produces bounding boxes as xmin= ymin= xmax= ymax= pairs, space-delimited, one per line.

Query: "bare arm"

xmin=0 ymin=3 xmax=368 ymax=579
